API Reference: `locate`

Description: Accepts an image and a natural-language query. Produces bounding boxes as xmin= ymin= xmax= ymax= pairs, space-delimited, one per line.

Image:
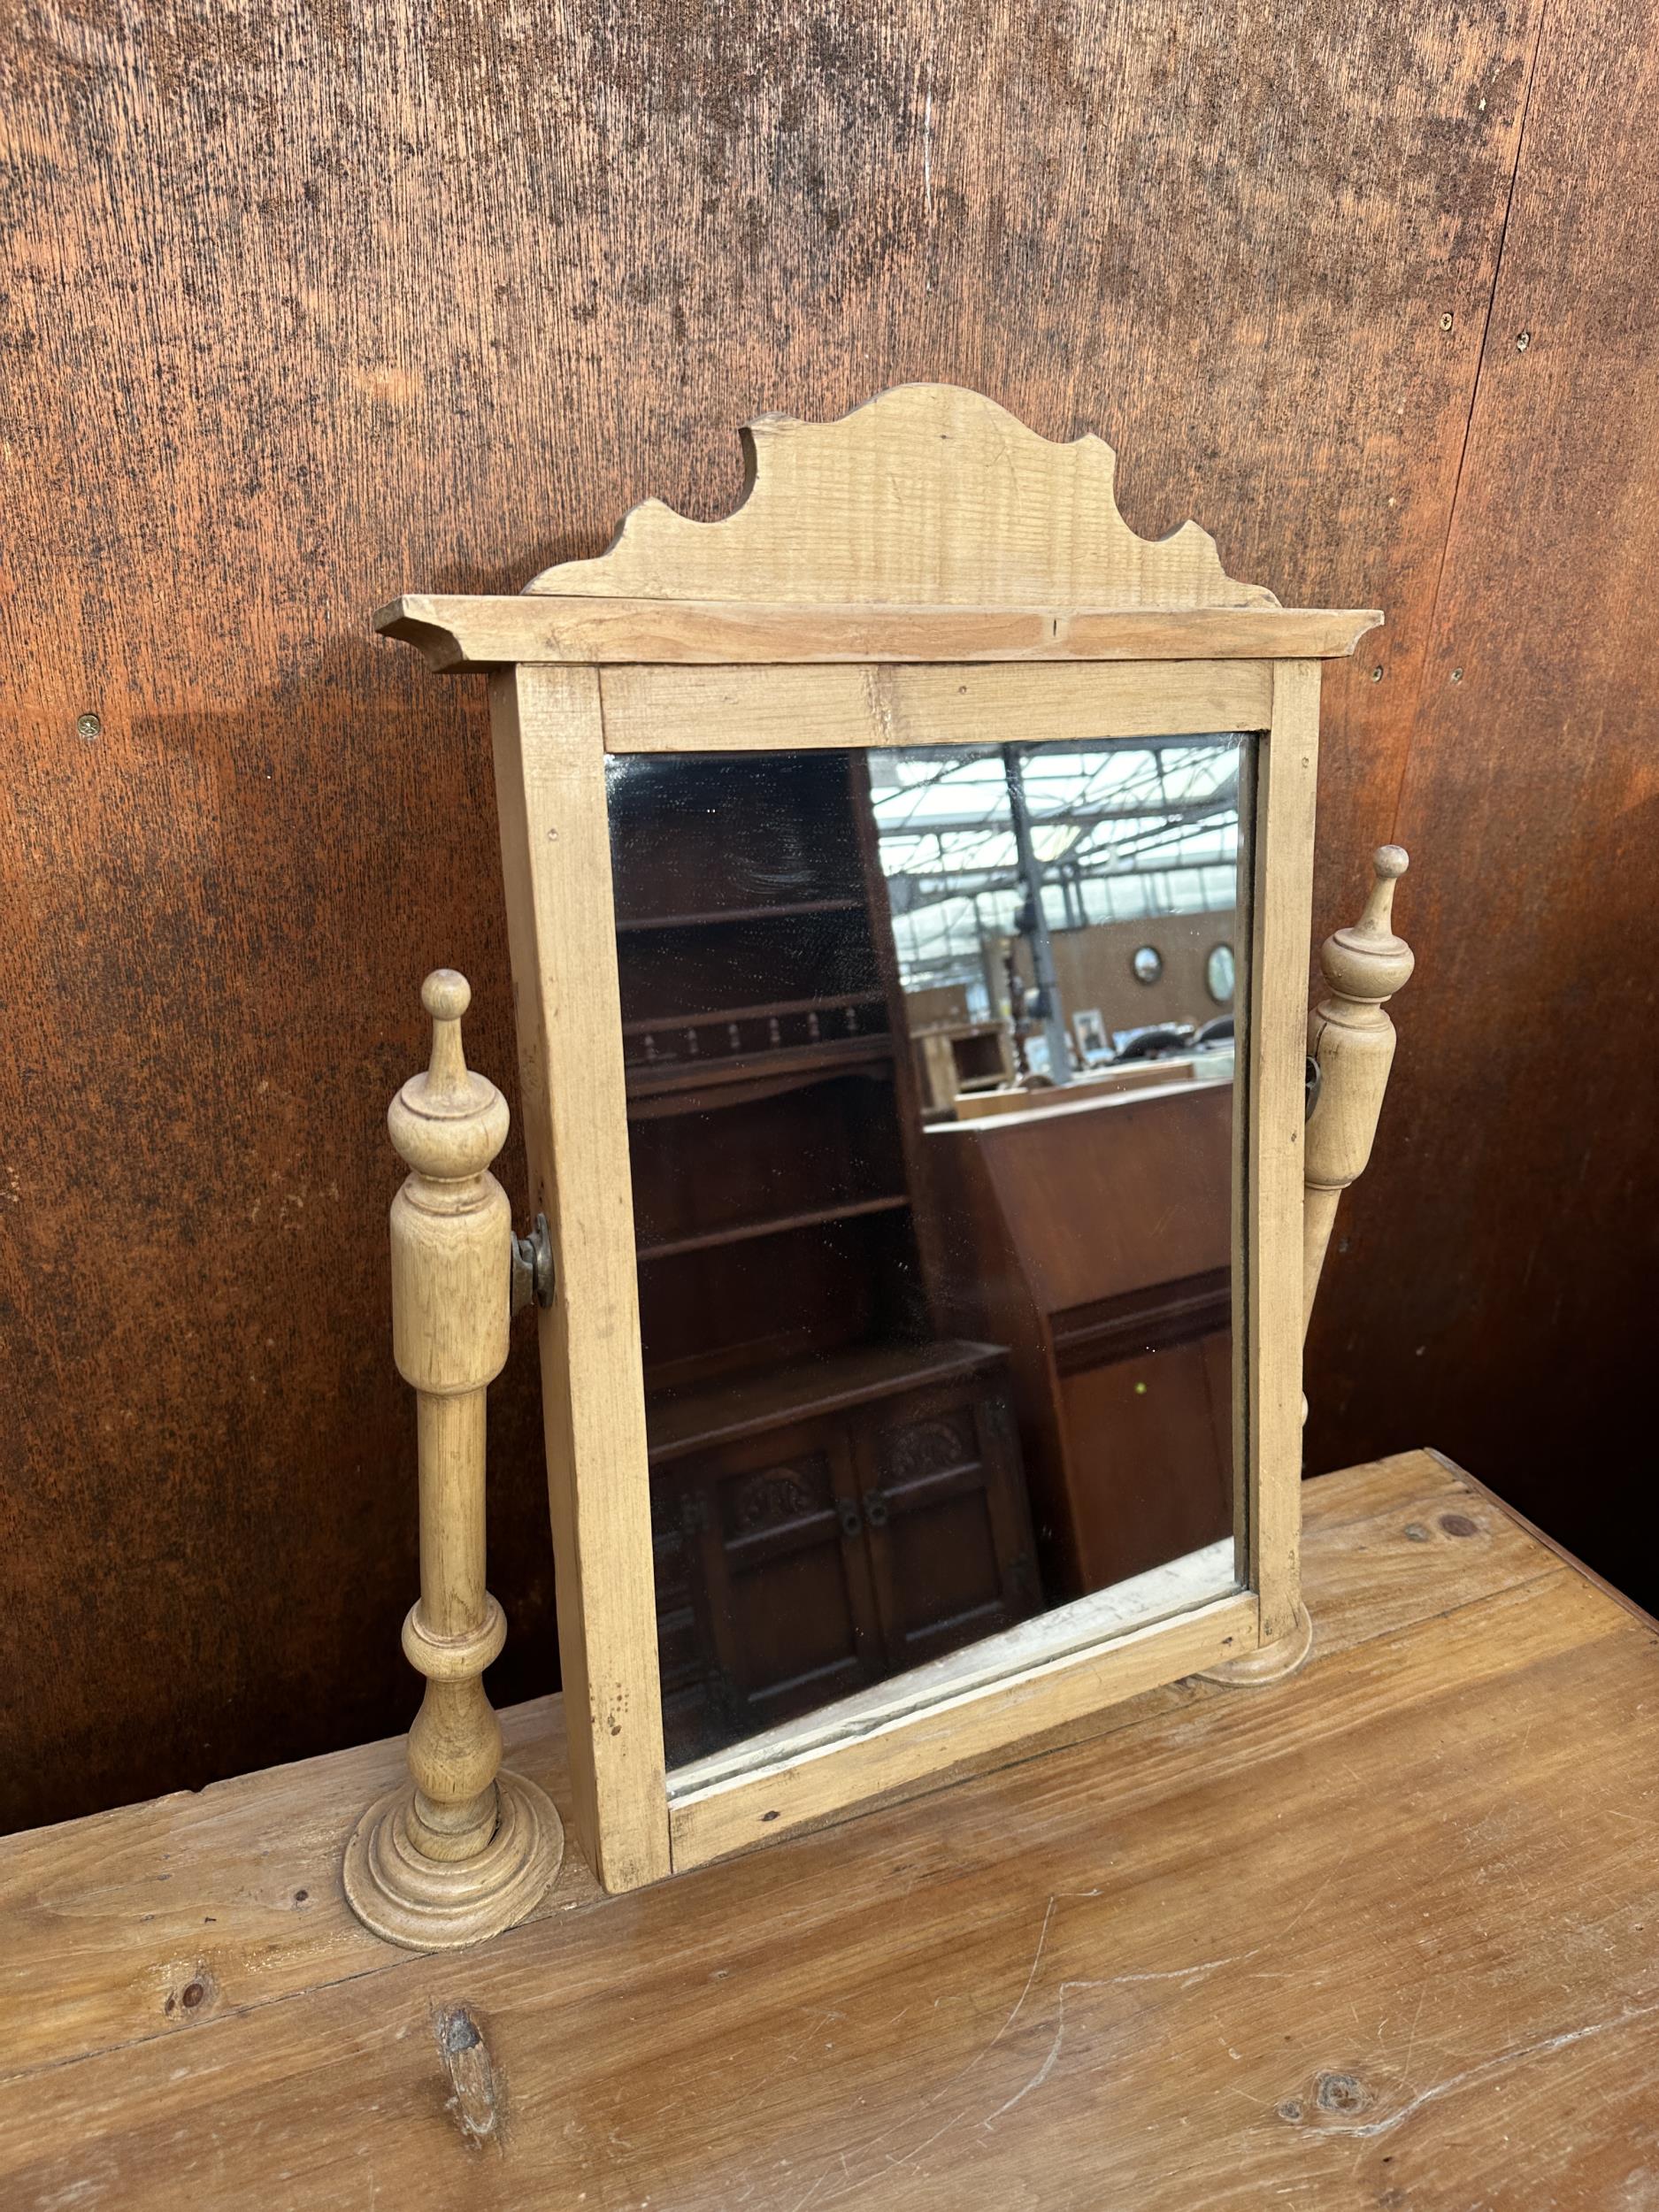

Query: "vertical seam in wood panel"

xmin=1388 ymin=0 xmax=1553 ymax=833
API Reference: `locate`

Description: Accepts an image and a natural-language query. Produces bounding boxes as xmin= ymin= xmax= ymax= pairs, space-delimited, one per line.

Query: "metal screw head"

xmin=1440 ymin=312 xmax=1455 ymax=331
xmin=75 ymin=711 xmax=102 ymax=741
xmin=1450 ymin=668 xmax=1463 ymax=683
xmin=1371 ymin=665 xmax=1384 ymax=682
xmin=511 ymin=1212 xmax=556 ymax=1313
xmin=1516 ymin=330 xmax=1532 ymax=351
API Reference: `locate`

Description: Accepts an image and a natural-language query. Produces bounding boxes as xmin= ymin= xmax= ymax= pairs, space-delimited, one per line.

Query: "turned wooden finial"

xmin=1302 ymin=847 xmax=1416 ymax=1334
xmin=343 ymin=969 xmax=561 ymax=1951
xmin=1320 ymin=845 xmax=1413 ymax=1006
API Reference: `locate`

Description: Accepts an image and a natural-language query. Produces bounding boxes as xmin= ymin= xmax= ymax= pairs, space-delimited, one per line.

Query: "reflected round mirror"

xmin=1206 ymin=943 xmax=1236 ymax=1003
xmin=1131 ymin=945 xmax=1163 ymax=985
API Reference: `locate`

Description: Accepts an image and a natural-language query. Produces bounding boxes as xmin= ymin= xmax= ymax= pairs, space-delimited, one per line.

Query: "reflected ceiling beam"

xmin=877 ymin=787 xmax=1238 ymax=841
xmin=866 ymin=733 xmax=1247 ymax=787
xmin=890 ymin=850 xmax=1238 ymax=915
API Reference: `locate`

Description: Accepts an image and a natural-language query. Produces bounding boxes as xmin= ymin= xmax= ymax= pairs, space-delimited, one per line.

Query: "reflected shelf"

xmin=621 ymin=989 xmax=888 ymax=1037
xmin=625 ymin=1033 xmax=897 ymax=1110
xmin=634 ymin=1191 xmax=911 ymax=1263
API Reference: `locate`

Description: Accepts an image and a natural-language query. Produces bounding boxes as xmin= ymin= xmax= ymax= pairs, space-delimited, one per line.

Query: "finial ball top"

xmin=1373 ymin=845 xmax=1409 ymax=880
xmin=422 ymin=969 xmax=471 ymax=1023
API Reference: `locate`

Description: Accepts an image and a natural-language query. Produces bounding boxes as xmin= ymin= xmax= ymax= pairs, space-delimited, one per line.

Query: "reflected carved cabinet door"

xmin=649 ymin=1349 xmax=1035 ymax=1763
xmin=856 ymin=1380 xmax=1040 ymax=1678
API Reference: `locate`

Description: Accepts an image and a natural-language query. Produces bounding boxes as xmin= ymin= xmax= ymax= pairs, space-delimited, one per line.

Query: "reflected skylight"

xmin=870 ymin=738 xmax=1242 ymax=988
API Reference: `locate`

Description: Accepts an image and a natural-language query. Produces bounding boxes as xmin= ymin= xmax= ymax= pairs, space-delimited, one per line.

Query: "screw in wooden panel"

xmin=1516 ymin=330 xmax=1532 ymax=351
xmin=1450 ymin=669 xmax=1463 ymax=683
xmin=1371 ymin=666 xmax=1384 ymax=682
xmin=75 ymin=711 xmax=101 ymax=741
xmin=1440 ymin=312 xmax=1455 ymax=331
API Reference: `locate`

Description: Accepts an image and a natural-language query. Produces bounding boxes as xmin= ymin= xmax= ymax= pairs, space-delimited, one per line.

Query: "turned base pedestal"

xmin=1198 ymin=1599 xmax=1314 ymax=1686
xmin=343 ymin=1770 xmax=564 ymax=1951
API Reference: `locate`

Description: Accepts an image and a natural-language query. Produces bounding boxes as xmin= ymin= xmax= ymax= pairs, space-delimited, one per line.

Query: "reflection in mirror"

xmin=604 ymin=733 xmax=1252 ymax=1775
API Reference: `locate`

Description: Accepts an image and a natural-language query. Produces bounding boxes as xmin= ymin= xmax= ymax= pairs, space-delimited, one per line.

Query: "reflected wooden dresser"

xmin=926 ymin=1076 xmax=1234 ymax=1598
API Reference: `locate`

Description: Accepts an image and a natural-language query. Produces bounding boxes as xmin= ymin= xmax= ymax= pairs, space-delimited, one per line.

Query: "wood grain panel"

xmin=598 ymin=659 xmax=1271 ymax=751
xmin=0 ymin=0 xmax=1543 ymax=1827
xmin=1302 ymin=0 xmax=1659 ymax=1613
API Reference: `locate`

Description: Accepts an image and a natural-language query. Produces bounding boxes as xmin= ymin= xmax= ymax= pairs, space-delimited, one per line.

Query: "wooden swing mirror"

xmin=349 ymin=386 xmax=1410 ymax=1945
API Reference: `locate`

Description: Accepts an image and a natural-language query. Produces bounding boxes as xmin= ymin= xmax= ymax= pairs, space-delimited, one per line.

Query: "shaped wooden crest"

xmin=378 ymin=385 xmax=1379 ymax=672
xmin=524 ymin=383 xmax=1277 ymax=610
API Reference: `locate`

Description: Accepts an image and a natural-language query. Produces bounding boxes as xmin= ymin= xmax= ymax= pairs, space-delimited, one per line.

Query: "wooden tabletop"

xmin=4 ymin=1447 xmax=1655 ymax=2209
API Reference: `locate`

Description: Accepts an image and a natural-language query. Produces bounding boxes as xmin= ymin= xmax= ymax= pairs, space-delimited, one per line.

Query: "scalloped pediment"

xmin=525 ymin=385 xmax=1278 ymax=611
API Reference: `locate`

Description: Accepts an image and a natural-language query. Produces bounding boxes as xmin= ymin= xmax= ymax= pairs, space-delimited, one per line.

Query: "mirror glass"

xmin=604 ymin=733 xmax=1252 ymax=1778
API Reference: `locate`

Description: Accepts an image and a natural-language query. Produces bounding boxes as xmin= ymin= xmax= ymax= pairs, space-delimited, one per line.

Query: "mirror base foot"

xmin=343 ymin=1770 xmax=563 ymax=1952
xmin=1197 ymin=1600 xmax=1313 ymax=1686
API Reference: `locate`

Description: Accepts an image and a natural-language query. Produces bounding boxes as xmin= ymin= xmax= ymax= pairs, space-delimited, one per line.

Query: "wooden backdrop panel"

xmin=1301 ymin=0 xmax=1659 ymax=1575
xmin=0 ymin=0 xmax=1563 ymax=1828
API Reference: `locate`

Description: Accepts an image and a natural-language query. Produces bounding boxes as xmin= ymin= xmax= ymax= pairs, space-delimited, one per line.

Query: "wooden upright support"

xmin=343 ymin=970 xmax=562 ymax=1950
xmin=1204 ymin=843 xmax=1415 ymax=1689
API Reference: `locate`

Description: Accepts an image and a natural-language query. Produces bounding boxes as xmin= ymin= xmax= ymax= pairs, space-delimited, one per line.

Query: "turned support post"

xmin=1203 ymin=845 xmax=1415 ymax=1691
xmin=343 ymin=970 xmax=561 ymax=1949
xmin=1302 ymin=846 xmax=1416 ymax=1337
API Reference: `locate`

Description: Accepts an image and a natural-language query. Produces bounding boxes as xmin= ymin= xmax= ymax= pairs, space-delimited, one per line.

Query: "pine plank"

xmin=597 ymin=659 xmax=1271 ymax=753
xmin=377 ymin=593 xmax=1382 ymax=670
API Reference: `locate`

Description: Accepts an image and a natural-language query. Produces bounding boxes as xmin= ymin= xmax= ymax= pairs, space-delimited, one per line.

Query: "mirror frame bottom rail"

xmin=666 ymin=1545 xmax=1246 ymax=1870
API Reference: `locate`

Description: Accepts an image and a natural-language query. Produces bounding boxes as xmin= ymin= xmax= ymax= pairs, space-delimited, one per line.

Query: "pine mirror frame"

xmin=376 ymin=385 xmax=1382 ymax=1895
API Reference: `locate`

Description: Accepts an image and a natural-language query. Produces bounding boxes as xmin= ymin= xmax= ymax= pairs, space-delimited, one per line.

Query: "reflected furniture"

xmin=648 ymin=1341 xmax=1036 ymax=1762
xmin=907 ymin=986 xmax=1017 ymax=1111
xmin=927 ymin=1071 xmax=1234 ymax=1597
